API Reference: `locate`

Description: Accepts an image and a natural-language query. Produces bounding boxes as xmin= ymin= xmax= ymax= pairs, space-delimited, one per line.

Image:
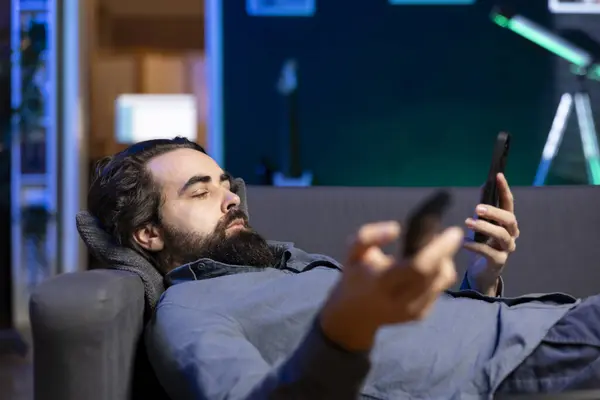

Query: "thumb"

xmin=412 ymin=227 xmax=463 ymax=274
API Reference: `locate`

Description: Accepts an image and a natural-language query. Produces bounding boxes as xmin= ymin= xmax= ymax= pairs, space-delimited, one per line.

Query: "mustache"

xmin=218 ymin=208 xmax=249 ymax=231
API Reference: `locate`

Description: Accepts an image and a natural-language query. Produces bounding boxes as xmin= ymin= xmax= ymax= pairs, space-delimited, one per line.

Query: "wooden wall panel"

xmin=98 ymin=16 xmax=204 ymax=51
xmin=90 ymin=52 xmax=208 ymax=158
xmin=90 ymin=54 xmax=137 ymax=158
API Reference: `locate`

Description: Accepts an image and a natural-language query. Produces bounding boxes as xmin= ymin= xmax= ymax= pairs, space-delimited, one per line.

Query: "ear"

xmin=133 ymin=224 xmax=164 ymax=252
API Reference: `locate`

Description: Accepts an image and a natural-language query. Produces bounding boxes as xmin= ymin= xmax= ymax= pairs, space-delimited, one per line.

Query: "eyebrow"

xmin=178 ymin=172 xmax=232 ymax=196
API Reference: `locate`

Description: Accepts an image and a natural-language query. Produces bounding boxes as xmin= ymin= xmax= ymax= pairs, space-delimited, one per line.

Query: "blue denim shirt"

xmin=146 ymin=242 xmax=579 ymax=399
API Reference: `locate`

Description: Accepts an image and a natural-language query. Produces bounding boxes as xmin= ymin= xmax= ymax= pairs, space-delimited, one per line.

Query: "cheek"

xmin=163 ymin=201 xmax=222 ymax=236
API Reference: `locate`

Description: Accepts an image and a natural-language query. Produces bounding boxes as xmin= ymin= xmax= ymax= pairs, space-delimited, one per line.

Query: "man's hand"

xmin=463 ymin=173 xmax=520 ymax=296
xmin=320 ymin=221 xmax=463 ymax=352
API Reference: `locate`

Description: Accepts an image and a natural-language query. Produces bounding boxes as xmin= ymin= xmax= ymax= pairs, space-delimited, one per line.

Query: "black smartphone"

xmin=403 ymin=190 xmax=453 ymax=258
xmin=474 ymin=132 xmax=511 ymax=244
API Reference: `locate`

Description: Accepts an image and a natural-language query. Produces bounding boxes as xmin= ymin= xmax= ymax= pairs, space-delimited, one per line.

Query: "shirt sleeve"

xmin=459 ymin=273 xmax=505 ymax=297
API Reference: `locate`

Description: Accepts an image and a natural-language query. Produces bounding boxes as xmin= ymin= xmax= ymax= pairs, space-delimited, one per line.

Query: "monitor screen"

xmin=115 ymin=94 xmax=197 ymax=144
xmin=247 ymin=0 xmax=316 ymax=16
xmin=389 ymin=0 xmax=475 ymax=4
xmin=550 ymin=0 xmax=600 ymax=14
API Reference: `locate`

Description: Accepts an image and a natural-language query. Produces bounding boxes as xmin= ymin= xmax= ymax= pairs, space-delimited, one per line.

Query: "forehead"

xmin=147 ymin=148 xmax=222 ymax=187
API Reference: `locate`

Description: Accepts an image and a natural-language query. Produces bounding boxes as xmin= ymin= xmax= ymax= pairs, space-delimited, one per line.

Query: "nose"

xmin=222 ymin=189 xmax=241 ymax=213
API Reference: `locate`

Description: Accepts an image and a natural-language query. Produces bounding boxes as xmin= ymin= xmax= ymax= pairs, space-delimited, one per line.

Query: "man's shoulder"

xmin=160 ymin=267 xmax=285 ymax=307
xmin=269 ymin=241 xmax=343 ymax=272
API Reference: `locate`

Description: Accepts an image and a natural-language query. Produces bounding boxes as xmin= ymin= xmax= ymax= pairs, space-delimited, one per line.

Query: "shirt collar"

xmin=165 ymin=241 xmax=304 ymax=286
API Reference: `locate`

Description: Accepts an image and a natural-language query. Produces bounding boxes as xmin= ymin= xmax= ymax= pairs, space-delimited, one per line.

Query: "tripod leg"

xmin=534 ymin=93 xmax=573 ymax=186
xmin=574 ymin=93 xmax=600 ymax=185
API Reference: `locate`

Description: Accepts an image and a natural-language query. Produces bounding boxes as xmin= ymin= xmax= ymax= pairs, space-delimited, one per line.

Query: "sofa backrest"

xmin=247 ymin=185 xmax=600 ymax=298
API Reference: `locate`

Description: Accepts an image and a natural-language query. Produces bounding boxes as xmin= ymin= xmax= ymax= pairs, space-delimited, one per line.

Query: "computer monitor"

xmin=550 ymin=0 xmax=600 ymax=14
xmin=389 ymin=0 xmax=474 ymax=3
xmin=115 ymin=94 xmax=197 ymax=144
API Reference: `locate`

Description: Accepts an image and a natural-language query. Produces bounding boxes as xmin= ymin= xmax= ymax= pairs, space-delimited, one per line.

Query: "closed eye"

xmin=192 ymin=192 xmax=209 ymax=199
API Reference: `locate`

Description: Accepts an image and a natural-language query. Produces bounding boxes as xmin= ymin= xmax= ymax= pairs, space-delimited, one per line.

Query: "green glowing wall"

xmin=222 ymin=0 xmax=555 ymax=186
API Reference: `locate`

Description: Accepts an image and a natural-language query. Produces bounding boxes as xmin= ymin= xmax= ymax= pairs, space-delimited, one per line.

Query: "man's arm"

xmin=146 ymin=221 xmax=461 ymax=399
xmin=145 ymin=303 xmax=370 ymax=400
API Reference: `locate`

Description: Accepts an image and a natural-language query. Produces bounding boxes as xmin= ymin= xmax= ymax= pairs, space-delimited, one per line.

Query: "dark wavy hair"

xmin=88 ymin=137 xmax=206 ymax=266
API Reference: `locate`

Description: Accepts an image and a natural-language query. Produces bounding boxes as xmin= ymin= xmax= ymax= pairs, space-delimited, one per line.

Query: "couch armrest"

xmin=30 ymin=269 xmax=145 ymax=400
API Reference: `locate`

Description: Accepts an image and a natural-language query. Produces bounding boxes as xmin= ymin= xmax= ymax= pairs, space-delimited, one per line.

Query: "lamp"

xmin=492 ymin=7 xmax=600 ymax=185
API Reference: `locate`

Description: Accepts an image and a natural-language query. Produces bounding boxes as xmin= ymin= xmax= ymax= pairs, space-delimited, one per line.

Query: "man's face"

xmin=135 ymin=148 xmax=277 ymax=271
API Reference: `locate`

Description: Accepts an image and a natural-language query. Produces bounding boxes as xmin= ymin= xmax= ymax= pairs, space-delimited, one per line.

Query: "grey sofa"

xmin=29 ymin=185 xmax=600 ymax=400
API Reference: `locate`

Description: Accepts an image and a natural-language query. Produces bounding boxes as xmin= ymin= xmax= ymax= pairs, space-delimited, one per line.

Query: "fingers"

xmin=397 ymin=258 xmax=457 ymax=320
xmin=383 ymin=227 xmax=461 ymax=291
xmin=347 ymin=221 xmax=401 ymax=264
xmin=497 ymin=173 xmax=514 ymax=214
xmin=362 ymin=247 xmax=396 ymax=273
xmin=473 ymin=203 xmax=519 ymax=238
xmin=427 ymin=257 xmax=457 ymax=293
xmin=465 ymin=218 xmax=515 ymax=251
xmin=463 ymin=241 xmax=509 ymax=266
xmin=412 ymin=227 xmax=464 ymax=274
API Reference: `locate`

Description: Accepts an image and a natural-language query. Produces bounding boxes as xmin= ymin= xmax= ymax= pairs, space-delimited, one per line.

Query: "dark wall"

xmin=223 ymin=0 xmax=555 ymax=186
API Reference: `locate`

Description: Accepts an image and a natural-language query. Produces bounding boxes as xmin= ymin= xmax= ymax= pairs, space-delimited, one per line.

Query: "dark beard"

xmin=157 ymin=209 xmax=278 ymax=272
